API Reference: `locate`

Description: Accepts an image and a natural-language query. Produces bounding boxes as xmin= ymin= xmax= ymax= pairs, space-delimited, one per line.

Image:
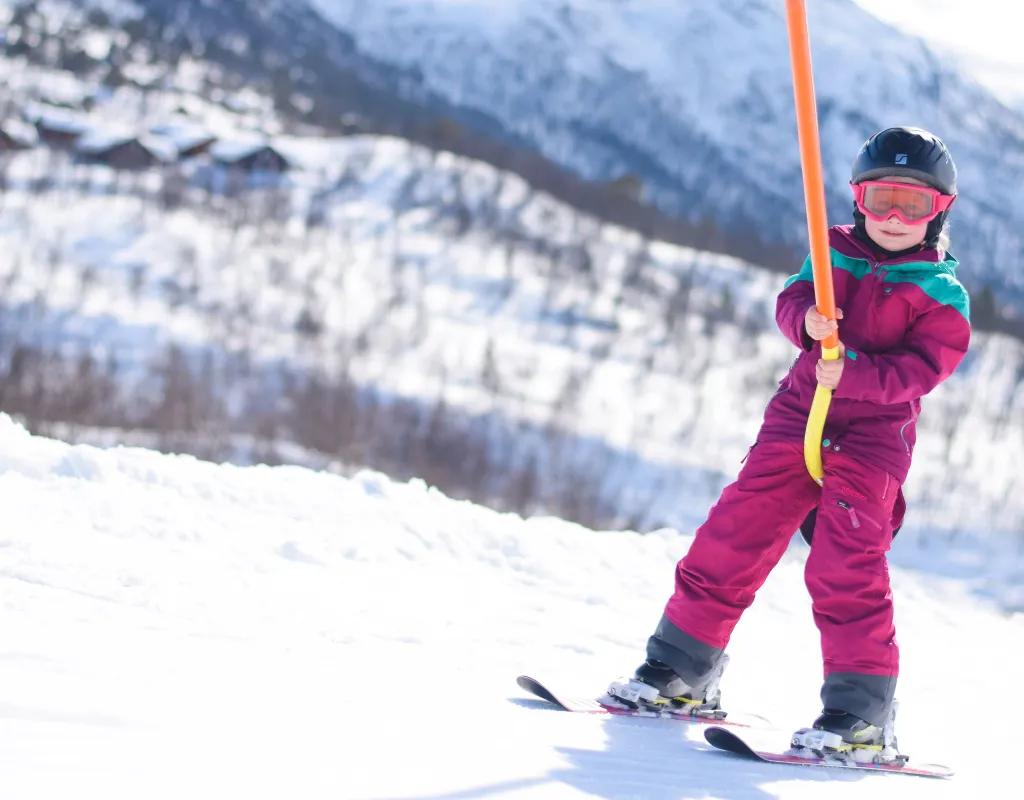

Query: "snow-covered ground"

xmin=0 ymin=415 xmax=1020 ymax=799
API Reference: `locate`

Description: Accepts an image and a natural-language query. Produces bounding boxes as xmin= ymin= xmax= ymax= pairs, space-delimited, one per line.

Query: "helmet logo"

xmin=894 ymin=153 xmax=908 ymax=164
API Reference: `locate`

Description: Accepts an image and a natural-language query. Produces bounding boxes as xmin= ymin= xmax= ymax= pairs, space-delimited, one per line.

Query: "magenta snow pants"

xmin=647 ymin=440 xmax=900 ymax=726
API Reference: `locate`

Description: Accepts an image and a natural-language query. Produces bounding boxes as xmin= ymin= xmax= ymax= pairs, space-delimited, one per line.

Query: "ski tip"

xmin=704 ymin=726 xmax=760 ymax=758
xmin=516 ymin=675 xmax=562 ymax=707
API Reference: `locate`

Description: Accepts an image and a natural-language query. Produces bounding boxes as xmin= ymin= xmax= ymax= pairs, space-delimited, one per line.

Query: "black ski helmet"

xmin=850 ymin=127 xmax=957 ymax=249
xmin=851 ymin=126 xmax=957 ymax=195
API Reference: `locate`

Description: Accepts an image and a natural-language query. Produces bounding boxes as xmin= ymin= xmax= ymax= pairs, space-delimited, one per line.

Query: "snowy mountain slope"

xmin=4 ymin=131 xmax=1024 ymax=594
xmin=311 ymin=0 xmax=1024 ymax=306
xmin=0 ymin=416 xmax=1021 ymax=799
xmin=852 ymin=0 xmax=1024 ymax=111
xmin=5 ymin=0 xmax=776 ymax=265
xmin=0 ymin=0 xmax=511 ymax=152
xmin=10 ymin=0 xmax=1024 ymax=305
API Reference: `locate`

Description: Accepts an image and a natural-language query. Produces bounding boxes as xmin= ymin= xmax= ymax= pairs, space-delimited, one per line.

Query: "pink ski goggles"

xmin=850 ymin=180 xmax=956 ymax=225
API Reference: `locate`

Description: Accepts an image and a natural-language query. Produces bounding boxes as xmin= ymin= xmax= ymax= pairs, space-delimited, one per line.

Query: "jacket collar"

xmin=829 ymin=225 xmax=956 ymax=272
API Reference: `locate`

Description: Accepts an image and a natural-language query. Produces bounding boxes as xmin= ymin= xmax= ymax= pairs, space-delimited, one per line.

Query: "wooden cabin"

xmin=76 ymin=134 xmax=173 ymax=170
xmin=0 ymin=119 xmax=37 ymax=151
xmin=34 ymin=115 xmax=86 ymax=150
xmin=212 ymin=142 xmax=291 ymax=174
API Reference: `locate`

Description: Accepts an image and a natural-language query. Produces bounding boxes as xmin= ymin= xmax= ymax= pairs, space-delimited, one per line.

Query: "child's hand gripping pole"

xmin=785 ymin=0 xmax=838 ymax=485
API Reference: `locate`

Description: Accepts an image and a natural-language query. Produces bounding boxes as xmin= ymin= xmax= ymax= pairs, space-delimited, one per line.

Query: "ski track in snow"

xmin=0 ymin=413 xmax=1020 ymax=799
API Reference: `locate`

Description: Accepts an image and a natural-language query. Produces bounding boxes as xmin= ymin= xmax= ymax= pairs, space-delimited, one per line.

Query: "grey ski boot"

xmin=607 ymin=654 xmax=729 ymax=716
xmin=791 ymin=700 xmax=905 ymax=764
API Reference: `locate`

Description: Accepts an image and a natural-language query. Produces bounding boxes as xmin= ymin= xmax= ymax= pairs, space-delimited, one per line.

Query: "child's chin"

xmin=872 ymin=232 xmax=918 ymax=250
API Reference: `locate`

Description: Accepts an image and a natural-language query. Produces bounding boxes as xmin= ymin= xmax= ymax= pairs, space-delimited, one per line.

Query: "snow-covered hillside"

xmin=311 ymin=0 xmax=1024 ymax=307
xmin=4 ymin=131 xmax=1024 ymax=598
xmin=2 ymin=0 xmax=1022 ymax=598
xmin=0 ymin=417 xmax=1020 ymax=799
xmin=10 ymin=0 xmax=1024 ymax=306
xmin=9 ymin=0 xmax=1024 ymax=308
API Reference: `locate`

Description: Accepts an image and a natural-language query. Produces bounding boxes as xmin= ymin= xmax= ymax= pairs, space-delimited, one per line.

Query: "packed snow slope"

xmin=0 ymin=414 xmax=1020 ymax=799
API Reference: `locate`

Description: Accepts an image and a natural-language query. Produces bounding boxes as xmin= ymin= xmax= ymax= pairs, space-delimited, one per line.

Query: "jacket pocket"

xmin=837 ymin=500 xmax=883 ymax=531
xmin=837 ymin=500 xmax=860 ymax=529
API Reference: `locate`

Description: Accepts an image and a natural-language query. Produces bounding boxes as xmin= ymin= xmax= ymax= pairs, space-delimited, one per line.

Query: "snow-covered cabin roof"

xmin=139 ymin=136 xmax=178 ymax=163
xmin=36 ymin=71 xmax=91 ymax=109
xmin=23 ymin=103 xmax=91 ymax=134
xmin=210 ymin=138 xmax=276 ymax=163
xmin=75 ymin=127 xmax=178 ymax=163
xmin=0 ymin=118 xmax=39 ymax=147
xmin=171 ymin=130 xmax=217 ymax=153
xmin=32 ymin=112 xmax=89 ymax=135
xmin=149 ymin=118 xmax=218 ymax=152
xmin=209 ymin=138 xmax=293 ymax=172
xmin=76 ymin=126 xmax=136 ymax=153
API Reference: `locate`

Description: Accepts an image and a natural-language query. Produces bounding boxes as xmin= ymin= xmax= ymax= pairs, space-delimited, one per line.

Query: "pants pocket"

xmin=836 ymin=500 xmax=882 ymax=531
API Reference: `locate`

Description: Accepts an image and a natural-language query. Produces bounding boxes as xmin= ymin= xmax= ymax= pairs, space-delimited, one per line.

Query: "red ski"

xmin=516 ymin=675 xmax=769 ymax=728
xmin=703 ymin=726 xmax=954 ymax=779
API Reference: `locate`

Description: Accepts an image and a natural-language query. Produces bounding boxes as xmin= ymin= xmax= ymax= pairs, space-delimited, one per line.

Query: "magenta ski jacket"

xmin=758 ymin=225 xmax=971 ymax=486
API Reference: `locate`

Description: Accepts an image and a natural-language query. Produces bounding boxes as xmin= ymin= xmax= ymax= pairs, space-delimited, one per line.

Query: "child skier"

xmin=609 ymin=127 xmax=971 ymax=762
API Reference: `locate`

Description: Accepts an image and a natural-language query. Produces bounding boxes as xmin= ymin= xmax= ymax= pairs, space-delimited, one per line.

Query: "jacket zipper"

xmin=873 ymin=258 xmax=913 ymax=456
xmin=763 ymin=363 xmax=795 ymax=417
xmin=898 ymin=421 xmax=912 ymax=455
xmin=899 ymin=403 xmax=917 ymax=455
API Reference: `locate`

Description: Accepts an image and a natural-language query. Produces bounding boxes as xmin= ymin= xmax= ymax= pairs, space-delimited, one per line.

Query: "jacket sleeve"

xmin=834 ymin=302 xmax=970 ymax=405
xmin=775 ymin=254 xmax=817 ymax=352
